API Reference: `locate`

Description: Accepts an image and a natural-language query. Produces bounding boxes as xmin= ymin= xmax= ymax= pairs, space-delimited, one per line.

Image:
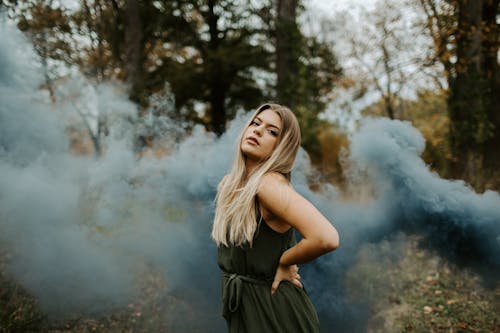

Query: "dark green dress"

xmin=217 ymin=215 xmax=320 ymax=332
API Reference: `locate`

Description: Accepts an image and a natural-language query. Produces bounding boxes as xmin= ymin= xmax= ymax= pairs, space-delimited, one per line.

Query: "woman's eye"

xmin=268 ymin=129 xmax=278 ymax=136
xmin=250 ymin=121 xmax=259 ymax=126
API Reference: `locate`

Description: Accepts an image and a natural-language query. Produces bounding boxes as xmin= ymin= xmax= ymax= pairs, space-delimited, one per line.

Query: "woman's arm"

xmin=257 ymin=172 xmax=339 ymax=265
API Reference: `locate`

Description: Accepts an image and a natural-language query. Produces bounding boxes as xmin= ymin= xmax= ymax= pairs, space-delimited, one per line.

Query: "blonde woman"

xmin=213 ymin=103 xmax=339 ymax=332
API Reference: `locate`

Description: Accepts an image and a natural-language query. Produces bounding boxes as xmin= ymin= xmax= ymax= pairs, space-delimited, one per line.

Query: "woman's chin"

xmin=241 ymin=146 xmax=258 ymax=156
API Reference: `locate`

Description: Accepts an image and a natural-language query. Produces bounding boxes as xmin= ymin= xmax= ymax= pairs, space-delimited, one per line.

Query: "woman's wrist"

xmin=279 ymin=248 xmax=293 ymax=266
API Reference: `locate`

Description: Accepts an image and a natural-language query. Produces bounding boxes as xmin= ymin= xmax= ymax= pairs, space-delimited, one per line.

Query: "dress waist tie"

xmin=222 ymin=271 xmax=272 ymax=318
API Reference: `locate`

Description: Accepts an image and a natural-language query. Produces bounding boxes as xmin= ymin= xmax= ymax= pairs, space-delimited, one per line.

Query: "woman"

xmin=212 ymin=103 xmax=339 ymax=332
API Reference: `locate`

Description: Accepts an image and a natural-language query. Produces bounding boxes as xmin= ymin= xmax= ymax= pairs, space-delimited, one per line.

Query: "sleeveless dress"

xmin=217 ymin=214 xmax=320 ymax=332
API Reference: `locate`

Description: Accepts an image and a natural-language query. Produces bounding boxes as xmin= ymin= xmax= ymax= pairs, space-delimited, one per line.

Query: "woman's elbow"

xmin=320 ymin=230 xmax=340 ymax=252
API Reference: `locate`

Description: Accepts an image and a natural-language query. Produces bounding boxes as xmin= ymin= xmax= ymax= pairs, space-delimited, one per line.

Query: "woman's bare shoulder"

xmin=257 ymin=172 xmax=294 ymax=213
xmin=262 ymin=171 xmax=288 ymax=182
xmin=259 ymin=172 xmax=289 ymax=189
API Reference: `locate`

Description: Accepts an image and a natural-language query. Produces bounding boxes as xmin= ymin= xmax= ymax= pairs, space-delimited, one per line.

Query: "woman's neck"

xmin=245 ymin=158 xmax=259 ymax=178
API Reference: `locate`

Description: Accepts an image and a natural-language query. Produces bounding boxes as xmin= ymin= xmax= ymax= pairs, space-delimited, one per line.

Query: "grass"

xmin=0 ymin=252 xmax=46 ymax=333
xmin=2 ymin=236 xmax=499 ymax=332
xmin=0 ymin=251 xmax=173 ymax=333
xmin=345 ymin=235 xmax=500 ymax=333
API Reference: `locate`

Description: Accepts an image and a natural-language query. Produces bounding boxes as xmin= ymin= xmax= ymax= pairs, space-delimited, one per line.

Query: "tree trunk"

xmin=276 ymin=0 xmax=300 ymax=106
xmin=481 ymin=0 xmax=500 ymax=182
xmin=210 ymin=85 xmax=227 ymax=136
xmin=380 ymin=26 xmax=396 ymax=120
xmin=448 ymin=0 xmax=500 ymax=188
xmin=448 ymin=0 xmax=484 ymax=183
xmin=124 ymin=0 xmax=145 ymax=105
xmin=207 ymin=0 xmax=227 ymax=136
xmin=41 ymin=56 xmax=56 ymax=103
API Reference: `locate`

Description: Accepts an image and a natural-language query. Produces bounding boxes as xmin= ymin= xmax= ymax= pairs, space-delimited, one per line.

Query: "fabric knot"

xmin=222 ymin=271 xmax=271 ymax=318
xmin=223 ymin=273 xmax=243 ymax=314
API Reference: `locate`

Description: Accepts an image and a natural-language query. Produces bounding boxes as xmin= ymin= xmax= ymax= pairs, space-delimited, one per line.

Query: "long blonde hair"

xmin=212 ymin=103 xmax=301 ymax=247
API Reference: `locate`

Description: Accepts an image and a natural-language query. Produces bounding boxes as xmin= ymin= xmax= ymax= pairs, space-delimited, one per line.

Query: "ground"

xmin=345 ymin=235 xmax=500 ymax=333
xmin=1 ymin=235 xmax=499 ymax=332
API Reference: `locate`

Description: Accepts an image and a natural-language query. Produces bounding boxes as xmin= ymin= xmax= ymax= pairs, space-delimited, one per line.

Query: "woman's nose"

xmin=253 ymin=126 xmax=262 ymax=136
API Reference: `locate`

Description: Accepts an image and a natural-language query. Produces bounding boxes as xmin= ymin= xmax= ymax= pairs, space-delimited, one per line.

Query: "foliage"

xmin=404 ymin=90 xmax=450 ymax=175
xmin=0 ymin=251 xmax=46 ymax=333
xmin=417 ymin=0 xmax=500 ymax=189
xmin=345 ymin=235 xmax=500 ymax=332
xmin=275 ymin=0 xmax=342 ymax=165
xmin=10 ymin=0 xmax=273 ymax=134
xmin=362 ymin=90 xmax=451 ymax=177
xmin=295 ymin=36 xmax=342 ymax=162
xmin=149 ymin=0 xmax=274 ymax=134
xmin=315 ymin=123 xmax=349 ymax=186
xmin=3 ymin=236 xmax=499 ymax=332
xmin=9 ymin=0 xmax=343 ymax=163
xmin=7 ymin=0 xmax=499 ymax=188
xmin=331 ymin=0 xmax=444 ymax=121
xmin=0 ymin=250 xmax=174 ymax=333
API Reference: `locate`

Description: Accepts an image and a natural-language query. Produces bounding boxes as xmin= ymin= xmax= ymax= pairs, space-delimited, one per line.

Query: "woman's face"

xmin=241 ymin=109 xmax=282 ymax=162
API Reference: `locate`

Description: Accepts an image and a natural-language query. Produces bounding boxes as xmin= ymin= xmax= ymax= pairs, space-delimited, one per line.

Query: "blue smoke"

xmin=300 ymin=118 xmax=500 ymax=331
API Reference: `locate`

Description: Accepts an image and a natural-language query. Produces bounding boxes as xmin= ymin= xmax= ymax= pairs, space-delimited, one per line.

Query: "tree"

xmin=332 ymin=0 xmax=443 ymax=121
xmin=276 ymin=0 xmax=300 ymax=105
xmin=274 ymin=0 xmax=342 ymax=164
xmin=419 ymin=0 xmax=500 ymax=188
xmin=11 ymin=0 xmax=344 ymax=164
xmin=12 ymin=0 xmax=274 ymax=135
xmin=113 ymin=0 xmax=274 ymax=134
xmin=364 ymin=89 xmax=450 ymax=175
xmin=123 ymin=0 xmax=144 ymax=104
xmin=14 ymin=0 xmax=74 ymax=101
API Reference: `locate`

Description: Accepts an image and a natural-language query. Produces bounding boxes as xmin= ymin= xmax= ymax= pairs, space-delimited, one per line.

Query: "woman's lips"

xmin=246 ymin=137 xmax=259 ymax=145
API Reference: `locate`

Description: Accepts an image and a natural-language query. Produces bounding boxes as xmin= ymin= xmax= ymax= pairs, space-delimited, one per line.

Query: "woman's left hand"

xmin=271 ymin=263 xmax=302 ymax=294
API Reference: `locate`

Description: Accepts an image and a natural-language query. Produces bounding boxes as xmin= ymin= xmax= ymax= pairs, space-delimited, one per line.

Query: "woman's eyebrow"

xmin=254 ymin=116 xmax=281 ymax=130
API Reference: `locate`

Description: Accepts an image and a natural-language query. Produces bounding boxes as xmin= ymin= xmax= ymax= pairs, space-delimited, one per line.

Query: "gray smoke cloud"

xmin=0 ymin=18 xmax=231 ymax=330
xmin=1 ymin=17 xmax=499 ymax=333
xmin=294 ymin=118 xmax=500 ymax=331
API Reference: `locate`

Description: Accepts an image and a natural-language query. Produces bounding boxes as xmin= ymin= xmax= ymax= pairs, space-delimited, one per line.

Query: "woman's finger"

xmin=271 ymin=280 xmax=281 ymax=295
xmin=292 ymin=278 xmax=303 ymax=289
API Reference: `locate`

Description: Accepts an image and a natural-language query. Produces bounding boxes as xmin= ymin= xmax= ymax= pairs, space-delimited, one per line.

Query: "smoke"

xmin=1 ymin=17 xmax=499 ymax=333
xmin=293 ymin=118 xmax=500 ymax=331
xmin=347 ymin=119 xmax=499 ymax=267
xmin=0 ymin=18 xmax=232 ymax=330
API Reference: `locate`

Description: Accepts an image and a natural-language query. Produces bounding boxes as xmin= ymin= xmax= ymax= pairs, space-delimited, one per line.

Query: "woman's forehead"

xmin=255 ymin=109 xmax=281 ymax=128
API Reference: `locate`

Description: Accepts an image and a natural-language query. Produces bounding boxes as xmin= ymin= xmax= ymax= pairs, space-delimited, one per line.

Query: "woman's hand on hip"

xmin=271 ymin=263 xmax=302 ymax=294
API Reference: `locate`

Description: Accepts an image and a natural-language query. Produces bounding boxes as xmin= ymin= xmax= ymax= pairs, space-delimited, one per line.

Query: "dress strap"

xmin=254 ymin=196 xmax=263 ymax=235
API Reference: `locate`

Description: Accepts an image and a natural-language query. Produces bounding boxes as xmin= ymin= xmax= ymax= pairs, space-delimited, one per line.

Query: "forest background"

xmin=4 ymin=0 xmax=499 ymax=190
xmin=0 ymin=0 xmax=499 ymax=332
